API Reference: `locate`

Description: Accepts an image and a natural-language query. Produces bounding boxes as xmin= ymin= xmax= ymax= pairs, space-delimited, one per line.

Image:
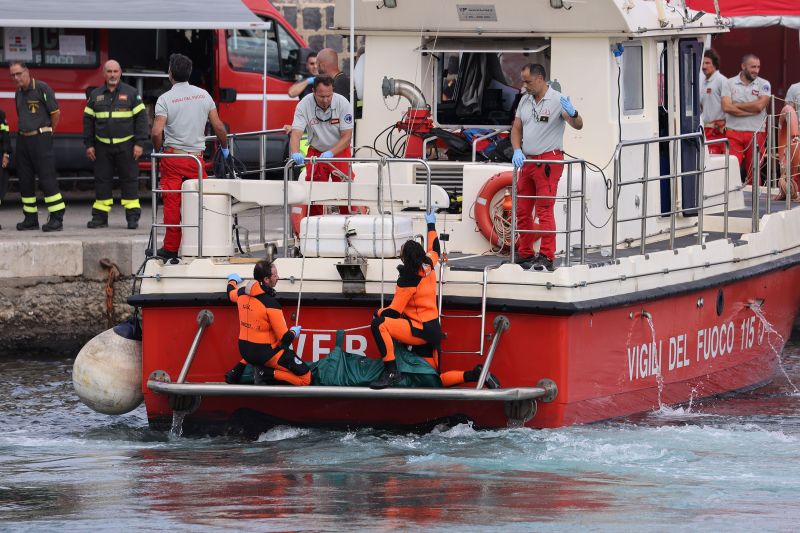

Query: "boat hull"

xmin=139 ymin=264 xmax=800 ymax=431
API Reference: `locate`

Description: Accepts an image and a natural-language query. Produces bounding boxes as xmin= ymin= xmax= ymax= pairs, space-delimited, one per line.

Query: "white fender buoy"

xmin=73 ymin=327 xmax=143 ymax=415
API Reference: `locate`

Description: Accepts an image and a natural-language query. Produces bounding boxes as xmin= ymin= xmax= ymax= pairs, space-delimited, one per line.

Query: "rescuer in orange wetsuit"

xmin=224 ymin=259 xmax=311 ymax=386
xmin=369 ymin=212 xmax=500 ymax=390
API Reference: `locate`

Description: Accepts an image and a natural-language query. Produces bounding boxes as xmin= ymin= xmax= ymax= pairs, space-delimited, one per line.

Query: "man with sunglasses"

xmin=289 ymin=75 xmax=357 ymax=216
xmin=511 ymin=63 xmax=583 ymax=272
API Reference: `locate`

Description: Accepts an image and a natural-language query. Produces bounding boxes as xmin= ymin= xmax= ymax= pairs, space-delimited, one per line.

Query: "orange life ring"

xmin=475 ymin=172 xmax=514 ymax=250
xmin=777 ymin=105 xmax=800 ymax=200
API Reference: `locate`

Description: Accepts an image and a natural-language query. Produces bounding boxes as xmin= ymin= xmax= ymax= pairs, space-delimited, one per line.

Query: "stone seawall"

xmin=0 ymin=238 xmax=146 ymax=357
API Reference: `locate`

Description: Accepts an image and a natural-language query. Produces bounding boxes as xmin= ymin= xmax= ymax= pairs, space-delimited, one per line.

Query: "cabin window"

xmin=0 ymin=28 xmax=99 ymax=68
xmin=423 ymin=38 xmax=550 ymax=127
xmin=226 ymin=18 xmax=302 ymax=81
xmin=622 ymin=44 xmax=644 ymax=115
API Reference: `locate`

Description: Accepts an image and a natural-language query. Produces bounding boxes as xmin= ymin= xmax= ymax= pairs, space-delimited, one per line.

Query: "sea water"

xmin=0 ymin=342 xmax=798 ymax=531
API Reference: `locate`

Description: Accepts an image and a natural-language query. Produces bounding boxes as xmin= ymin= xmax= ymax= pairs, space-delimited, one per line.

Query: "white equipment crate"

xmin=299 ymin=215 xmax=414 ymax=258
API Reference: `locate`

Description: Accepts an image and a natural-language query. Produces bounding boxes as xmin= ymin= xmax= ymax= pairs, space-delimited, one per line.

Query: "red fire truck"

xmin=0 ymin=0 xmax=309 ymax=172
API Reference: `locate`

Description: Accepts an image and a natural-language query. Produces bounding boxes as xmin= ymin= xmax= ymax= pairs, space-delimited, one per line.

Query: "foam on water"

xmin=0 ymin=347 xmax=799 ymax=530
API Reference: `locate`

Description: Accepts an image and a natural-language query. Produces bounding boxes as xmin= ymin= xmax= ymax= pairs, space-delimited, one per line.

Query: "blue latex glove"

xmin=512 ymin=148 xmax=525 ymax=168
xmin=320 ymin=150 xmax=334 ymax=159
xmin=227 ymin=273 xmax=242 ymax=284
xmin=425 ymin=210 xmax=436 ymax=224
xmin=291 ymin=152 xmax=304 ymax=166
xmin=290 ymin=325 xmax=302 ymax=337
xmin=306 ymin=76 xmax=315 ymax=85
xmin=221 ymin=147 xmax=230 ymax=159
xmin=560 ymin=95 xmax=577 ymax=118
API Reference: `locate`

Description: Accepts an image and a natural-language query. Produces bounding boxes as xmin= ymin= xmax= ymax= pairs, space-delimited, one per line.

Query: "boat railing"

xmin=204 ymin=128 xmax=288 ymax=244
xmin=149 ymin=152 xmax=205 ymax=257
xmin=610 ymin=131 xmax=709 ymax=260
xmin=280 ymin=156 xmax=434 ymax=256
xmin=470 ymin=128 xmax=510 ymax=162
xmin=509 ymin=158 xmax=589 ymax=266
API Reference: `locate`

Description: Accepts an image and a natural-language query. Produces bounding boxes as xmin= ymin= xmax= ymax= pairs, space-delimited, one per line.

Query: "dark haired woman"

xmin=225 ymin=259 xmax=310 ymax=386
xmin=370 ymin=212 xmax=499 ymax=390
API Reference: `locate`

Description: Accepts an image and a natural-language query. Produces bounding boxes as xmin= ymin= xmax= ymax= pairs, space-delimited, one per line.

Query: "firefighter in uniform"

xmin=83 ymin=60 xmax=148 ymax=229
xmin=0 ymin=109 xmax=11 ymax=230
xmin=369 ymin=213 xmax=500 ymax=390
xmin=9 ymin=61 xmax=65 ymax=232
xmin=225 ymin=260 xmax=311 ymax=387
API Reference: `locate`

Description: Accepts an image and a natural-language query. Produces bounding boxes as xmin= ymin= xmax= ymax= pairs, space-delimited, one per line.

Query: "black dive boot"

xmin=125 ymin=208 xmax=141 ymax=230
xmin=225 ymin=362 xmax=247 ymax=384
xmin=253 ymin=366 xmax=277 ymax=385
xmin=41 ymin=209 xmax=64 ymax=232
xmin=86 ymin=209 xmax=108 ymax=229
xmin=370 ymin=360 xmax=402 ymax=389
xmin=464 ymin=364 xmax=501 ymax=389
xmin=16 ymin=212 xmax=39 ymax=231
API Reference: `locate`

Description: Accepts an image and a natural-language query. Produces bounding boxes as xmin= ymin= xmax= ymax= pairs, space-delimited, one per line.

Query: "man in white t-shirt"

xmin=721 ymin=54 xmax=771 ymax=184
xmin=701 ymin=49 xmax=727 ymax=154
xmin=289 ymin=75 xmax=357 ymax=216
xmin=785 ymin=82 xmax=800 ymax=111
xmin=510 ymin=63 xmax=583 ymax=272
xmin=150 ymin=53 xmax=228 ymax=260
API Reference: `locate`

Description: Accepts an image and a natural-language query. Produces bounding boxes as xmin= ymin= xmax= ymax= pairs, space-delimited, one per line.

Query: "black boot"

xmin=253 ymin=366 xmax=276 ymax=385
xmin=224 ymin=362 xmax=247 ymax=384
xmin=41 ymin=209 xmax=64 ymax=232
xmin=86 ymin=209 xmax=108 ymax=229
xmin=16 ymin=212 xmax=39 ymax=231
xmin=125 ymin=208 xmax=141 ymax=230
xmin=464 ymin=364 xmax=501 ymax=389
xmin=370 ymin=360 xmax=402 ymax=389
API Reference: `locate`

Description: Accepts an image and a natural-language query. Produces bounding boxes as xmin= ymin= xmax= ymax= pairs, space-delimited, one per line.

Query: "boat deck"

xmin=443 ymin=190 xmax=800 ymax=272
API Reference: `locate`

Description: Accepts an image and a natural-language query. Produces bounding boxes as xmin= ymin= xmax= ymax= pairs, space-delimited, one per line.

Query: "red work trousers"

xmin=160 ymin=154 xmax=207 ymax=253
xmin=704 ymin=125 xmax=726 ymax=155
xmin=726 ymin=129 xmax=766 ymax=184
xmin=516 ymin=150 xmax=564 ymax=260
xmin=306 ymin=146 xmax=361 ymax=216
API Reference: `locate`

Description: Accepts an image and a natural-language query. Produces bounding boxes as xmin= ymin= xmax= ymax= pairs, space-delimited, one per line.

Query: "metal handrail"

xmin=509 ymin=158 xmax=588 ymax=265
xmin=150 ymin=152 xmax=205 ymax=258
xmin=611 ymin=131 xmax=709 ymax=260
xmin=176 ymin=310 xmax=214 ymax=383
xmin=281 ymin=156 xmax=434 ymax=256
xmin=471 ymin=128 xmax=508 ymax=162
xmin=476 ymin=315 xmax=509 ymax=389
xmin=422 ymin=135 xmax=439 ymax=161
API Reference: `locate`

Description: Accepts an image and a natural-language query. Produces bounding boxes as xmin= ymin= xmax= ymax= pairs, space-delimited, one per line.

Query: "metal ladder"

xmin=437 ymin=263 xmax=508 ymax=388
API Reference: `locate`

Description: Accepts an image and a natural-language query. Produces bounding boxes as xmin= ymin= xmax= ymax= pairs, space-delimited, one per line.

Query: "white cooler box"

xmin=299 ymin=215 xmax=414 ymax=258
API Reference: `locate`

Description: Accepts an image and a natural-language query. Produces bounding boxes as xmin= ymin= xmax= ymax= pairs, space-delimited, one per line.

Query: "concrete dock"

xmin=0 ymin=192 xmax=284 ymax=356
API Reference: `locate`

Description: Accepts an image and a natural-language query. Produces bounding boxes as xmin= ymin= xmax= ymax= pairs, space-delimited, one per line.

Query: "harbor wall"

xmin=0 ymin=239 xmax=144 ymax=357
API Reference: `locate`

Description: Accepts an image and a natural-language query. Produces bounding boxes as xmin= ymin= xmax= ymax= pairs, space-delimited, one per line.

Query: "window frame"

xmin=621 ymin=42 xmax=645 ymax=116
xmin=0 ymin=28 xmax=100 ymax=69
xmin=225 ymin=17 xmax=301 ymax=81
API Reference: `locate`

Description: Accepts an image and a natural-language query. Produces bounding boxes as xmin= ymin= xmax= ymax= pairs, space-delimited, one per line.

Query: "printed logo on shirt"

xmin=119 ymin=94 xmax=128 ymax=101
xmin=310 ymin=118 xmax=320 ymax=126
xmin=752 ymin=90 xmax=760 ymax=97
xmin=96 ymin=95 xmax=104 ymax=102
xmin=27 ymin=101 xmax=39 ymax=113
xmin=331 ymin=118 xmax=340 ymax=125
xmin=344 ymin=113 xmax=353 ymax=124
xmin=763 ymin=83 xmax=770 ymax=92
xmin=706 ymin=88 xmax=712 ymax=94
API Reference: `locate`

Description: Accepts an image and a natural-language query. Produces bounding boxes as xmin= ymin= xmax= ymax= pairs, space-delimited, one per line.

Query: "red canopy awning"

xmin=685 ymin=0 xmax=800 ymax=17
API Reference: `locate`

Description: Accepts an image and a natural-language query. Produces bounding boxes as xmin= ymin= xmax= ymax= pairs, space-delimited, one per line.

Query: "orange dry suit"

xmin=370 ymin=223 xmax=469 ymax=387
xmin=227 ymin=279 xmax=310 ymax=386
